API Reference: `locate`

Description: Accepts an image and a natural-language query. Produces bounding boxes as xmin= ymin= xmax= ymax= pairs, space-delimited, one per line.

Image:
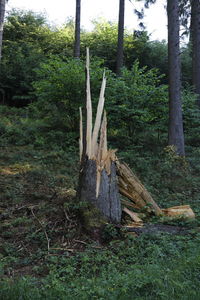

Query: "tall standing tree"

xmin=167 ymin=0 xmax=185 ymax=155
xmin=0 ymin=0 xmax=6 ymax=60
xmin=190 ymin=0 xmax=200 ymax=107
xmin=116 ymin=0 xmax=125 ymax=75
xmin=74 ymin=0 xmax=81 ymax=58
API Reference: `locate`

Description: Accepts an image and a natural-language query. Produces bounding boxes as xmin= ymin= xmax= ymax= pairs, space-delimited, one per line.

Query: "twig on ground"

xmin=63 ymin=208 xmax=71 ymax=222
xmin=50 ymin=247 xmax=74 ymax=252
xmin=74 ymin=239 xmax=87 ymax=245
xmin=30 ymin=206 xmax=50 ymax=254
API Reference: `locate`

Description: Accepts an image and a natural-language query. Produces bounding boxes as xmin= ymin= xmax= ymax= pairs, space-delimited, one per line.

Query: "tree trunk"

xmin=116 ymin=0 xmax=125 ymax=76
xmin=0 ymin=0 xmax=6 ymax=60
xmin=78 ymin=49 xmax=121 ymax=235
xmin=167 ymin=0 xmax=185 ymax=156
xmin=190 ymin=0 xmax=200 ymax=107
xmin=79 ymin=159 xmax=121 ymax=224
xmin=74 ymin=0 xmax=81 ymax=58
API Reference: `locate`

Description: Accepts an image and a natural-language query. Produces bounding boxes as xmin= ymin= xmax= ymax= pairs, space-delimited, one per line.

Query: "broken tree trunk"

xmin=78 ymin=49 xmax=121 ymax=232
xmin=116 ymin=160 xmax=162 ymax=216
xmin=79 ymin=158 xmax=121 ymax=223
xmin=77 ymin=50 xmax=194 ymax=234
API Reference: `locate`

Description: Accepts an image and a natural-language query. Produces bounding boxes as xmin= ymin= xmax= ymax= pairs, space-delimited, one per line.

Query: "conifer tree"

xmin=167 ymin=0 xmax=185 ymax=155
xmin=116 ymin=0 xmax=125 ymax=75
xmin=74 ymin=0 xmax=81 ymax=58
xmin=0 ymin=0 xmax=6 ymax=60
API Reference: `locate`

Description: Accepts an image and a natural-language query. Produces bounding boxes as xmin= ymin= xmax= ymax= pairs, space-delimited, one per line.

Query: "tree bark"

xmin=74 ymin=0 xmax=81 ymax=58
xmin=116 ymin=0 xmax=125 ymax=76
xmin=78 ymin=49 xmax=121 ymax=235
xmin=167 ymin=0 xmax=185 ymax=156
xmin=0 ymin=0 xmax=6 ymax=60
xmin=190 ymin=0 xmax=200 ymax=107
xmin=79 ymin=159 xmax=121 ymax=224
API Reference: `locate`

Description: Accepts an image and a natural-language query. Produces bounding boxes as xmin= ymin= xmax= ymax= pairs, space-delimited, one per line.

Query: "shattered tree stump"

xmin=77 ymin=49 xmax=195 ymax=233
xmin=78 ymin=49 xmax=121 ymax=234
xmin=79 ymin=159 xmax=121 ymax=223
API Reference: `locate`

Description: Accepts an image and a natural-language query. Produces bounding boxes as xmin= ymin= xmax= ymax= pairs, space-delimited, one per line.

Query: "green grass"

xmin=1 ymin=105 xmax=200 ymax=299
xmin=1 ymin=234 xmax=200 ymax=299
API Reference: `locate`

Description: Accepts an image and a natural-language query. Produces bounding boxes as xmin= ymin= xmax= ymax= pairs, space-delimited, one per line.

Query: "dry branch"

xmin=123 ymin=207 xmax=143 ymax=224
xmin=79 ymin=107 xmax=83 ymax=161
xmin=86 ymin=47 xmax=92 ymax=158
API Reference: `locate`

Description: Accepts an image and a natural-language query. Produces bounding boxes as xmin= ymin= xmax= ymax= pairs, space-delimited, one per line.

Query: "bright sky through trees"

xmin=7 ymin=0 xmax=167 ymax=41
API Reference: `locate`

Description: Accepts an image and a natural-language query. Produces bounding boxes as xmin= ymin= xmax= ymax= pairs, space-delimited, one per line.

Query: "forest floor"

xmin=0 ymin=145 xmax=86 ymax=277
xmin=1 ymin=108 xmax=200 ymax=299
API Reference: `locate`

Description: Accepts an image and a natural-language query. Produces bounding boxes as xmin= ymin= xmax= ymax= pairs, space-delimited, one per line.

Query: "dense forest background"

xmin=0 ymin=9 xmax=199 ymax=147
xmin=1 ymin=4 xmax=200 ymax=299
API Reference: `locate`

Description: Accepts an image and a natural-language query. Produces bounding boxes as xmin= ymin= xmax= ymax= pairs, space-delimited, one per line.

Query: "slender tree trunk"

xmin=0 ymin=0 xmax=6 ymax=60
xmin=74 ymin=0 xmax=81 ymax=58
xmin=167 ymin=0 xmax=185 ymax=156
xmin=189 ymin=0 xmax=193 ymax=45
xmin=190 ymin=0 xmax=200 ymax=107
xmin=116 ymin=0 xmax=125 ymax=76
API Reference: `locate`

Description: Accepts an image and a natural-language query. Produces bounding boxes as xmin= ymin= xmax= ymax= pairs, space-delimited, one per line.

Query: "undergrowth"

xmin=1 ymin=105 xmax=200 ymax=299
xmin=1 ymin=234 xmax=200 ymax=299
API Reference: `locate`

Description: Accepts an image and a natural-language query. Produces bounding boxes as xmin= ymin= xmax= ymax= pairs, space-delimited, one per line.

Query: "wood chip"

xmin=162 ymin=205 xmax=195 ymax=219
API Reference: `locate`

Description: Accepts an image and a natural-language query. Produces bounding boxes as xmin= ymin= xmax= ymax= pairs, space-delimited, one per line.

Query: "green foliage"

xmin=1 ymin=105 xmax=200 ymax=300
xmin=137 ymin=40 xmax=168 ymax=82
xmin=32 ymin=57 xmax=85 ymax=131
xmin=106 ymin=62 xmax=168 ymax=146
xmin=102 ymin=223 xmax=122 ymax=241
xmin=1 ymin=234 xmax=200 ymax=299
xmin=0 ymin=10 xmax=194 ymax=107
xmin=182 ymin=87 xmax=200 ymax=146
xmin=0 ymin=10 xmax=75 ymax=106
xmin=1 ymin=9 xmax=200 ymax=300
xmin=181 ymin=45 xmax=192 ymax=86
xmin=31 ymin=57 xmax=168 ymax=149
xmin=81 ymin=20 xmax=121 ymax=71
xmin=0 ymin=10 xmax=49 ymax=103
